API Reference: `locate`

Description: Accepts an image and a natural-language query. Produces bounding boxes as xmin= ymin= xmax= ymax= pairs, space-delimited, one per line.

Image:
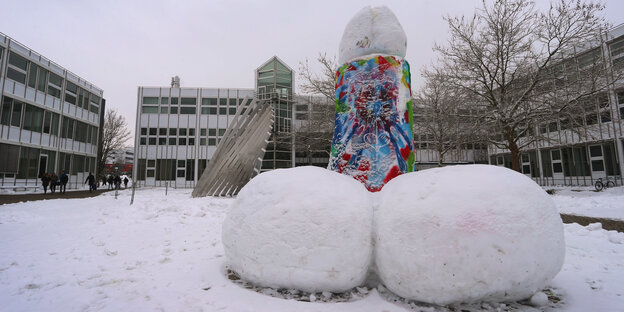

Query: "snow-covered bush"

xmin=375 ymin=165 xmax=565 ymax=305
xmin=222 ymin=166 xmax=373 ymax=292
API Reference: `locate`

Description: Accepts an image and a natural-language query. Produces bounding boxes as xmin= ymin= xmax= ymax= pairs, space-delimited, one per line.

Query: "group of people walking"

xmin=40 ymin=172 xmax=129 ymax=194
xmin=39 ymin=171 xmax=69 ymax=194
xmin=99 ymin=174 xmax=129 ymax=191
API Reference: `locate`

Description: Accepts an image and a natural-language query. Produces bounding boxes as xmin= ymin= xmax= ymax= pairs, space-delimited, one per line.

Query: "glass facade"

xmin=0 ymin=33 xmax=102 ymax=189
xmin=256 ymin=57 xmax=294 ymax=170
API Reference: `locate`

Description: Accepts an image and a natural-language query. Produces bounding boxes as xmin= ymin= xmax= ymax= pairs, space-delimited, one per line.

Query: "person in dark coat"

xmin=102 ymin=176 xmax=107 ymax=188
xmin=50 ymin=173 xmax=58 ymax=194
xmin=85 ymin=172 xmax=96 ymax=193
xmin=123 ymin=177 xmax=129 ymax=189
xmin=114 ymin=175 xmax=122 ymax=190
xmin=107 ymin=175 xmax=114 ymax=190
xmin=60 ymin=171 xmax=69 ymax=194
xmin=41 ymin=172 xmax=51 ymax=194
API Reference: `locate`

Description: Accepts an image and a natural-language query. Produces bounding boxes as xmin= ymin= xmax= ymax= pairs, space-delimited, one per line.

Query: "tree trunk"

xmin=437 ymin=149 xmax=444 ymax=167
xmin=505 ymin=126 xmax=521 ymax=172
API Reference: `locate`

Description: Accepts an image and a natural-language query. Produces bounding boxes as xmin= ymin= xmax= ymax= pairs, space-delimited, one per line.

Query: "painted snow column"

xmin=328 ymin=6 xmax=414 ymax=192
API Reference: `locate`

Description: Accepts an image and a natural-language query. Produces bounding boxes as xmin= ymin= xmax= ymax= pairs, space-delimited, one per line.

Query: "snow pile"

xmin=338 ymin=6 xmax=407 ymax=64
xmin=222 ymin=166 xmax=373 ymax=292
xmin=375 ymin=165 xmax=566 ymax=305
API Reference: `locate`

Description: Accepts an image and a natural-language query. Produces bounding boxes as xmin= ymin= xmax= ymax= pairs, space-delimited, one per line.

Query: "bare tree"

xmin=415 ymin=66 xmax=481 ymax=166
xmin=435 ymin=0 xmax=609 ymax=171
xmin=294 ymin=96 xmax=335 ymax=165
xmin=98 ymin=109 xmax=131 ymax=177
xmin=296 ymin=53 xmax=339 ymax=164
xmin=298 ymin=53 xmax=337 ymax=101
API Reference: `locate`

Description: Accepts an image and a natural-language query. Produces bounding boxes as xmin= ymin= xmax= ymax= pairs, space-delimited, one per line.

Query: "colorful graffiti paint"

xmin=328 ymin=55 xmax=414 ymax=192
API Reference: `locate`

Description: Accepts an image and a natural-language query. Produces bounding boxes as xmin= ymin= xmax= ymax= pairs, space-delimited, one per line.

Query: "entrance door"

xmin=589 ymin=145 xmax=605 ymax=179
xmin=38 ymin=155 xmax=48 ymax=177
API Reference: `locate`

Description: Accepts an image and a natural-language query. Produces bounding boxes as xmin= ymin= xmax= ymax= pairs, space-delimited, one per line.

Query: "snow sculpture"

xmin=328 ymin=6 xmax=414 ymax=192
xmin=375 ymin=165 xmax=566 ymax=305
xmin=222 ymin=166 xmax=373 ymax=292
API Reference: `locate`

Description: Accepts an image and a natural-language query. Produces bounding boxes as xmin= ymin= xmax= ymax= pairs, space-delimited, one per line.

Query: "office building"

xmin=0 ymin=32 xmax=104 ymax=190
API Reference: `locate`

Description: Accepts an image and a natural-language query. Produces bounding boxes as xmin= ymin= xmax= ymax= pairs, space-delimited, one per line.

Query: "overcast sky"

xmin=1 ymin=0 xmax=623 ymax=139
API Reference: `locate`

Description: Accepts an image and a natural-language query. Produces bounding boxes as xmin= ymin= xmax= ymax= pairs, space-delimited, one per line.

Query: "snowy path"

xmin=0 ymin=188 xmax=623 ymax=311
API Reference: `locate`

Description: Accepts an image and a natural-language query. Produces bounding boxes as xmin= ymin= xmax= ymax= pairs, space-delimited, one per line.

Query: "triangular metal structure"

xmin=192 ymin=97 xmax=274 ymax=197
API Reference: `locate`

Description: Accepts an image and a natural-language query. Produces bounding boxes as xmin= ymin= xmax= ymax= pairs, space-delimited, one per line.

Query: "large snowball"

xmin=375 ymin=165 xmax=565 ymax=305
xmin=222 ymin=166 xmax=373 ymax=292
xmin=338 ymin=6 xmax=407 ymax=64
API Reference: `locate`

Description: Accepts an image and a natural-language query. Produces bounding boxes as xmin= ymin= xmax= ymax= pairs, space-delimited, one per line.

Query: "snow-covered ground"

xmin=1 ymin=187 xmax=623 ymax=311
xmin=551 ymin=186 xmax=624 ymax=220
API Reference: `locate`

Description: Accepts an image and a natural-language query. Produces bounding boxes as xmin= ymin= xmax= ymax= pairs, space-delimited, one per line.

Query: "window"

xmin=28 ymin=64 xmax=37 ymax=88
xmin=219 ymin=98 xmax=227 ymax=106
xmin=170 ymin=107 xmax=178 ymax=114
xmin=180 ymin=107 xmax=196 ymax=114
xmin=159 ymin=138 xmax=166 ymax=145
xmin=548 ymin=122 xmax=558 ymax=132
xmin=149 ymin=138 xmax=156 ymax=145
xmin=553 ymin=163 xmax=563 ymax=173
xmin=200 ymin=138 xmax=206 ymax=145
xmin=9 ymin=52 xmax=28 ymax=71
xmin=141 ymin=128 xmax=147 ymax=135
xmin=189 ymin=129 xmax=195 ymax=136
xmin=142 ymin=106 xmax=158 ymax=114
xmin=178 ymin=138 xmax=186 ymax=145
xmin=188 ymin=138 xmax=195 ymax=145
xmin=177 ymin=169 xmax=185 ymax=178
xmin=11 ymin=101 xmax=22 ymax=127
xmin=160 ymin=107 xmax=168 ymax=114
xmin=169 ymin=138 xmax=176 ymax=145
xmin=586 ymin=113 xmax=598 ymax=125
xmin=7 ymin=67 xmax=26 ymax=84
xmin=591 ymin=160 xmax=604 ymax=172
xmin=229 ymin=107 xmax=237 ymax=115
xmin=37 ymin=68 xmax=48 ymax=92
xmin=159 ymin=128 xmax=167 ymax=135
xmin=202 ymin=98 xmax=217 ymax=106
xmin=0 ymin=143 xmax=20 ymax=173
xmin=186 ymin=159 xmax=194 ymax=181
xmin=171 ymin=97 xmax=178 ymax=104
xmin=48 ymin=73 xmax=63 ymax=87
xmin=22 ymin=104 xmax=43 ymax=133
xmin=200 ymin=129 xmax=206 ymax=136
xmin=208 ymin=138 xmax=216 ymax=146
xmin=178 ymin=160 xmax=185 ymax=168
xmin=43 ymin=111 xmax=51 ymax=134
xmin=147 ymin=169 xmax=155 ymax=178
xmin=169 ymin=128 xmax=177 ymax=136
xmin=137 ymin=159 xmax=146 ymax=180
xmin=219 ymin=129 xmax=226 ymax=136
xmin=181 ymin=97 xmax=196 ymax=105
xmin=600 ymin=111 xmax=611 ymax=123
xmin=219 ymin=107 xmax=227 ymax=115
xmin=589 ymin=145 xmax=602 ymax=157
xmin=179 ymin=128 xmax=187 ymax=136
xmin=149 ymin=128 xmax=157 ymax=135
xmin=156 ymin=159 xmax=176 ymax=181
xmin=208 ymin=128 xmax=216 ymax=136
xmin=143 ymin=97 xmax=158 ymax=104
xmin=161 ymin=97 xmax=169 ymax=105
xmin=1 ymin=97 xmax=12 ymax=125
